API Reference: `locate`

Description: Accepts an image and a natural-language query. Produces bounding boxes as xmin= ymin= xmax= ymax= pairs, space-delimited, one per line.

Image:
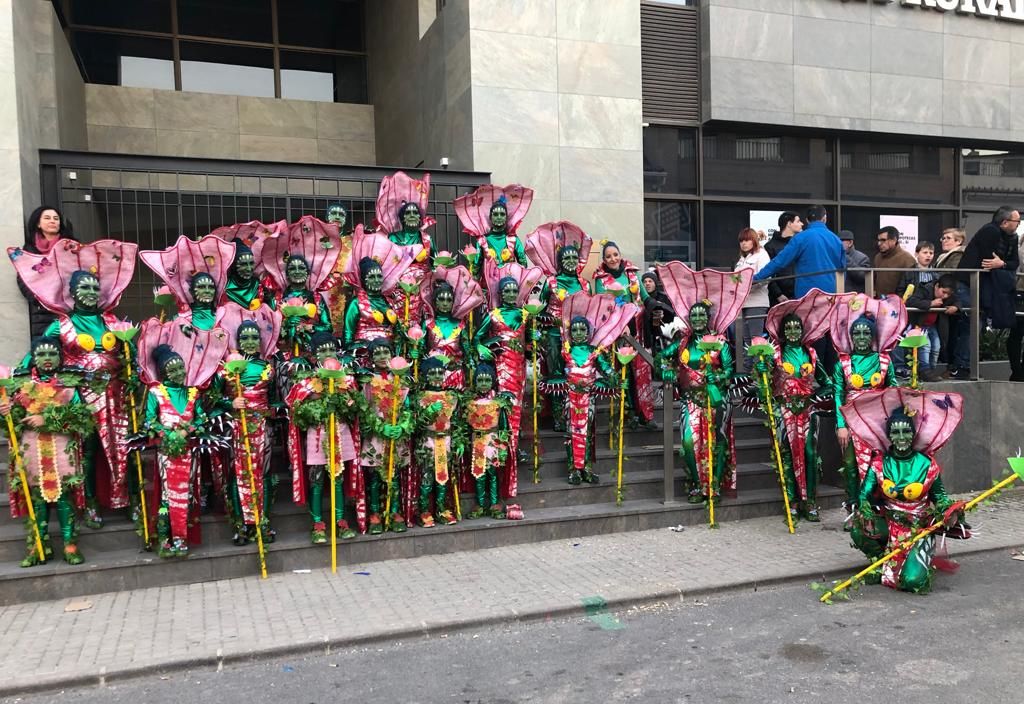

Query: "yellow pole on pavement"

xmin=232 ymin=375 xmax=267 ymax=579
xmin=1 ymin=388 xmax=45 ymax=562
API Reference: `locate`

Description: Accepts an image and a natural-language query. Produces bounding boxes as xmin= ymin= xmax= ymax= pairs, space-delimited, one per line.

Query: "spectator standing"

xmin=935 ymin=228 xmax=969 ymax=377
xmin=19 ymin=205 xmax=77 ymax=337
xmin=763 ymin=212 xmax=801 ymax=304
xmin=898 ymin=241 xmax=937 ymax=296
xmin=872 ymin=226 xmax=917 ymax=295
xmin=1007 ymin=226 xmax=1024 ymax=381
xmin=734 ymin=227 xmax=770 ymax=355
xmin=754 ymin=205 xmax=845 ymax=297
xmin=960 ymin=206 xmax=1020 ymax=332
xmin=839 ymin=229 xmax=870 ymax=293
xmin=904 ymin=274 xmax=960 ymax=383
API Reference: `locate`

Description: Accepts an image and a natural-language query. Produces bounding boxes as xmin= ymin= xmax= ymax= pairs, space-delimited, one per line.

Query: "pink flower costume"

xmin=657 ymin=263 xmax=753 ymax=502
xmin=474 ymin=259 xmax=545 ymax=498
xmin=209 ymin=219 xmax=285 ymax=310
xmin=843 ymin=388 xmax=964 ymax=592
xmin=418 ymin=265 xmax=485 ymax=389
xmin=829 ymin=293 xmax=907 ymax=509
xmin=454 ymin=184 xmax=533 ymax=275
xmin=377 ymin=171 xmax=436 ymax=326
xmin=8 ymin=239 xmax=138 ymax=521
xmin=136 ymin=320 xmax=229 ymax=557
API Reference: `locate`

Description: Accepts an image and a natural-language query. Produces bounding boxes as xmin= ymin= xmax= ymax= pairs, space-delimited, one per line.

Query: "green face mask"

xmin=191 ymin=277 xmax=216 ymax=305
xmin=570 ymin=322 xmax=589 ymax=345
xmin=688 ymin=306 xmax=709 ymax=333
xmin=363 ymin=267 xmax=384 ymax=294
xmin=490 ymin=207 xmax=507 ymax=232
xmin=426 ymin=367 xmax=446 ymax=390
xmin=286 ymin=258 xmax=310 ymax=286
xmin=559 ymin=250 xmax=579 ymax=274
xmin=238 ymin=328 xmax=261 ymax=357
xmin=783 ymin=319 xmax=803 ymax=345
xmin=851 ymin=323 xmax=873 ymax=353
xmin=474 ymin=374 xmax=494 ymax=395
xmin=33 ymin=345 xmax=61 ymax=373
xmin=501 ymin=283 xmax=519 ymax=307
xmin=372 ymin=345 xmax=392 ymax=370
xmin=327 ymin=206 xmax=347 ymax=229
xmin=435 ymin=290 xmax=454 ymax=314
xmin=73 ymin=276 xmax=100 ymax=312
xmin=401 ymin=206 xmax=421 ymax=231
xmin=888 ymin=421 xmax=914 ymax=457
xmin=162 ymin=357 xmax=186 ymax=386
xmin=233 ymin=253 xmax=255 ymax=281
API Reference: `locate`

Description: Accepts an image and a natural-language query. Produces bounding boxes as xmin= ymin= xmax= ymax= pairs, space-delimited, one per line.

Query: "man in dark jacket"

xmin=960 ymin=206 xmax=1020 ymax=331
xmin=755 ymin=206 xmax=845 ymax=297
xmin=763 ymin=211 xmax=801 ymax=304
xmin=839 ymin=230 xmax=870 ymax=293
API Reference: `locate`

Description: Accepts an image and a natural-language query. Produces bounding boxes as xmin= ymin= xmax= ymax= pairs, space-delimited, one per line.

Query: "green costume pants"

xmin=306 ymin=465 xmax=345 ymax=525
xmin=23 ymin=487 xmax=77 ymax=558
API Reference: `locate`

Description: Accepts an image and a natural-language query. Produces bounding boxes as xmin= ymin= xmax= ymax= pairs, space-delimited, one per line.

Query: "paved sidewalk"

xmin=1 ymin=492 xmax=1022 ymax=697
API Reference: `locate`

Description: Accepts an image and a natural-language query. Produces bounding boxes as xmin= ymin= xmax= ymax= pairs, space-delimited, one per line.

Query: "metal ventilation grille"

xmin=641 ymin=3 xmax=700 ymax=123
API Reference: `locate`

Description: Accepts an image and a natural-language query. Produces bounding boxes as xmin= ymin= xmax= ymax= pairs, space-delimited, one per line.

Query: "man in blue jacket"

xmin=753 ymin=205 xmax=846 ymax=296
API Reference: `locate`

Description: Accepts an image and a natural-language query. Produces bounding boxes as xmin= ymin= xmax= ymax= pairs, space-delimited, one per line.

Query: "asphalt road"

xmin=9 ymin=550 xmax=1023 ymax=704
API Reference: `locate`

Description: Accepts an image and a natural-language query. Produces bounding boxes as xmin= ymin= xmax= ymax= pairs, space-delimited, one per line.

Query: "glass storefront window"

xmin=280 ymin=52 xmax=367 ymax=104
xmin=701 ymin=202 xmax=820 ymax=270
xmin=278 ymin=0 xmax=365 ymax=51
xmin=644 ymin=201 xmax=697 ymax=266
xmin=643 ymin=126 xmax=697 ymax=195
xmin=962 ymin=149 xmax=1024 ymax=208
xmin=71 ymin=32 xmax=174 ymax=87
xmin=703 ymin=131 xmax=833 ymax=199
xmin=840 ymin=142 xmax=955 ymax=205
xmin=180 ymin=43 xmax=274 ymax=98
xmin=70 ymin=0 xmax=172 ymax=33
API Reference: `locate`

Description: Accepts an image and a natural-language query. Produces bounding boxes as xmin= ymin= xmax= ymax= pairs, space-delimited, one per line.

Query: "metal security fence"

xmin=39 ymin=150 xmax=487 ymax=324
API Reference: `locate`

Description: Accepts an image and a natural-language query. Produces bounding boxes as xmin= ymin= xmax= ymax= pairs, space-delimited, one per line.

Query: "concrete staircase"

xmin=0 ymin=403 xmax=844 ymax=605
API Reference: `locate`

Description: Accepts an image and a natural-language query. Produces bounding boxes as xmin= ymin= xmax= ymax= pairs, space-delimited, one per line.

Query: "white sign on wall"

xmin=749 ymin=210 xmax=784 ymax=244
xmin=848 ymin=0 xmax=1024 ymax=24
xmin=879 ymin=215 xmax=920 ymax=254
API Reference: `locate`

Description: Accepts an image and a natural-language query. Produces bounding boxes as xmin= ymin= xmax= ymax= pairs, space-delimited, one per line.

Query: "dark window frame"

xmin=53 ymin=0 xmax=367 ymax=103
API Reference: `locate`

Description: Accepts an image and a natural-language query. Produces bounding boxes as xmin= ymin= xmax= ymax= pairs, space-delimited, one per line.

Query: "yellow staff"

xmin=382 ymin=369 xmax=404 ymax=530
xmin=122 ymin=342 xmax=150 ymax=547
xmin=615 ymin=355 xmax=630 ymax=505
xmin=705 ymin=376 xmax=715 ymax=528
xmin=231 ymin=374 xmax=267 ymax=579
xmin=1 ymin=387 xmax=45 ymax=562
xmin=758 ymin=363 xmax=795 ymax=534
xmin=532 ymin=317 xmax=540 ymax=484
xmin=327 ymin=377 xmax=338 ymax=573
xmin=819 ymin=457 xmax=1024 ymax=603
xmin=609 ymin=355 xmax=617 ymax=451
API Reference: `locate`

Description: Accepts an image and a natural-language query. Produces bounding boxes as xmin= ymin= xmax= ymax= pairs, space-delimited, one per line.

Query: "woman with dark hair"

xmin=734 ymin=227 xmax=770 ymax=352
xmin=19 ymin=206 xmax=77 ymax=337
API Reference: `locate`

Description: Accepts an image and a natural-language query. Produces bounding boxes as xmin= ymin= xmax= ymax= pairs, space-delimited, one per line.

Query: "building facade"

xmin=0 ymin=0 xmax=1021 ymax=357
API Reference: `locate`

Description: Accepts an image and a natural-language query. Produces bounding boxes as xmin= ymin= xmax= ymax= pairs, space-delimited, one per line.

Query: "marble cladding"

xmin=466 ymin=0 xmax=645 ymax=259
xmin=84 ymin=86 xmax=376 ymax=165
xmin=705 ymin=0 xmax=1024 ymax=141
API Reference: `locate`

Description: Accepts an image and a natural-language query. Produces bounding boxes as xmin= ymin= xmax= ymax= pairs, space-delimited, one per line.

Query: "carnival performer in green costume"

xmin=217 ymin=303 xmax=282 ymax=546
xmin=829 ymin=293 xmax=907 ymax=519
xmin=414 ymin=356 xmax=461 ymax=526
xmin=360 ymin=338 xmax=414 ymax=535
xmin=343 ymin=256 xmax=399 ymax=365
xmin=222 ymin=241 xmax=267 ymax=310
xmin=3 ymin=336 xmax=95 ymax=566
xmin=525 ymin=221 xmax=592 ymax=431
xmin=9 ymin=239 xmax=139 ymax=530
xmin=454 ymin=185 xmax=533 ymax=277
xmin=657 ymin=263 xmax=753 ymax=503
xmin=843 ymin=388 xmax=967 ymax=593
xmin=419 ymin=266 xmax=484 ymax=389
xmin=464 ymin=362 xmax=512 ymax=519
xmin=285 ymin=331 xmax=362 ymax=543
xmin=757 ymin=290 xmax=838 ymax=522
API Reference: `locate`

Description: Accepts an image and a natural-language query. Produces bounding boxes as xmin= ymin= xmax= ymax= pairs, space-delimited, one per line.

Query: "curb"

xmin=1 ymin=539 xmax=1019 ymax=699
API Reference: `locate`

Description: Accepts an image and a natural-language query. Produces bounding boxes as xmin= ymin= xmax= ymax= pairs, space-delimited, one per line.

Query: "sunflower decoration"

xmin=77 ymin=334 xmax=96 ymax=352
xmin=782 ymin=361 xmax=796 ymax=375
xmin=800 ymin=362 xmax=815 ymax=377
xmin=486 ymin=247 xmax=498 ymax=261
xmin=248 ymin=298 xmax=262 ymax=311
xmin=386 ymin=309 xmax=397 ymax=324
xmin=500 ymin=248 xmax=512 ymax=262
xmin=415 ymin=248 xmax=429 ymax=263
xmin=305 ymin=303 xmax=318 ymax=318
xmin=556 ymin=288 xmax=567 ymax=301
xmin=869 ymin=372 xmax=883 ymax=387
xmin=849 ymin=373 xmax=864 ymax=389
xmin=680 ymin=348 xmax=690 ymax=365
xmin=371 ymin=310 xmax=385 ymax=324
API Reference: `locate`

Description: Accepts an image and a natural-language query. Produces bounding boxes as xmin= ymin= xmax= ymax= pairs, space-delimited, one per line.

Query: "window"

xmin=644 ymin=201 xmax=696 ymax=266
xmin=962 ymin=149 xmax=1024 ymax=208
xmin=839 ymin=208 xmax=957 ymax=257
xmin=703 ymin=131 xmax=833 ymax=199
xmin=701 ymin=202 xmax=814 ymax=270
xmin=643 ymin=126 xmax=697 ymax=195
xmin=840 ymin=142 xmax=955 ymax=205
xmin=57 ymin=0 xmax=368 ymax=103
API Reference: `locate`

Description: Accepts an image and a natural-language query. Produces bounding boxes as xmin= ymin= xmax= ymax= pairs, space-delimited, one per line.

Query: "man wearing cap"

xmin=840 ymin=230 xmax=871 ymax=294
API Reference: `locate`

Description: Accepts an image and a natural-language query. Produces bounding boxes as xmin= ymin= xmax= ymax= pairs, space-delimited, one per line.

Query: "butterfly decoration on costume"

xmin=933 ymin=394 xmax=955 ymax=411
xmin=31 ymin=257 xmax=51 ymax=274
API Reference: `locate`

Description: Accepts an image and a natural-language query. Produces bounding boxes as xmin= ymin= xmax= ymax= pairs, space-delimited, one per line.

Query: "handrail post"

xmin=970 ymin=270 xmax=981 ymax=380
xmin=865 ymin=269 xmax=874 ymax=298
xmin=834 ymin=270 xmax=845 ymax=294
xmin=662 ymin=379 xmax=675 ymax=504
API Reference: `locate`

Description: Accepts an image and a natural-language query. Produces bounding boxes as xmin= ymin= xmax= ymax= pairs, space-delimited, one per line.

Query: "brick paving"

xmin=0 ymin=492 xmax=1021 ymax=696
